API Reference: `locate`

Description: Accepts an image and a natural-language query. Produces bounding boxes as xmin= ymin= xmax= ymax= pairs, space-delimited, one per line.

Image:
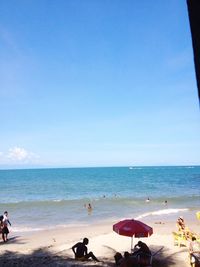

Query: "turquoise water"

xmin=0 ymin=166 xmax=199 ymax=232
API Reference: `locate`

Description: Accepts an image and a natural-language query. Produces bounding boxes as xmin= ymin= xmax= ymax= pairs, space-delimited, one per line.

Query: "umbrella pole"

xmin=131 ymin=236 xmax=133 ymax=252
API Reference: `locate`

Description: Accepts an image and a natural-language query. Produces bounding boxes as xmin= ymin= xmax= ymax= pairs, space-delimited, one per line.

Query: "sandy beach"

xmin=0 ymin=217 xmax=199 ymax=267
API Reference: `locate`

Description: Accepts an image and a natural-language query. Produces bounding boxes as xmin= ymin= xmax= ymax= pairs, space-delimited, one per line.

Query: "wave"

xmin=0 ymin=194 xmax=199 ymax=206
xmin=11 ymin=222 xmax=89 ymax=233
xmin=0 ymin=198 xmax=89 ymax=206
xmin=12 ymin=226 xmax=45 ymax=233
xmin=184 ymin=166 xmax=195 ymax=168
xmin=0 ymin=197 xmax=138 ymax=206
xmin=135 ymin=208 xmax=189 ymax=220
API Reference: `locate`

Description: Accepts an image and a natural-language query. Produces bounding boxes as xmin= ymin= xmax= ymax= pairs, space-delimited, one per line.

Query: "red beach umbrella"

xmin=113 ymin=219 xmax=153 ymax=250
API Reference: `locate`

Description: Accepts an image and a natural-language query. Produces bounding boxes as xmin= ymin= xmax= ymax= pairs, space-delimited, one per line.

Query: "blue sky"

xmin=0 ymin=0 xmax=200 ymax=168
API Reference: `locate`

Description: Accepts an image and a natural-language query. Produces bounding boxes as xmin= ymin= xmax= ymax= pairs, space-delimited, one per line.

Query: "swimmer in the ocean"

xmin=145 ymin=197 xmax=150 ymax=203
xmin=87 ymin=203 xmax=92 ymax=215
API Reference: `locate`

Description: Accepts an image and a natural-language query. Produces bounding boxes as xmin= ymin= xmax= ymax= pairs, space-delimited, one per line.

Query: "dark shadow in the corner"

xmin=0 ymin=244 xmax=189 ymax=267
xmin=0 ymin=247 xmax=114 ymax=267
xmin=152 ymin=245 xmax=188 ymax=267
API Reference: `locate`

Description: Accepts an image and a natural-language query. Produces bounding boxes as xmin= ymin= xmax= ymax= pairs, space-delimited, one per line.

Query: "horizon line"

xmin=0 ymin=164 xmax=200 ymax=171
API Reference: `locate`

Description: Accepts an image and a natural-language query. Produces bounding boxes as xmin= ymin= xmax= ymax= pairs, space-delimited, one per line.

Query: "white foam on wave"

xmin=11 ymin=222 xmax=89 ymax=233
xmin=135 ymin=208 xmax=189 ymax=220
xmin=12 ymin=226 xmax=45 ymax=233
xmin=184 ymin=166 xmax=194 ymax=168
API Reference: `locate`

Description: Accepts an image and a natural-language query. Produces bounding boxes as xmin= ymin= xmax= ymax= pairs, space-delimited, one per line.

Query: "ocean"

xmin=0 ymin=166 xmax=199 ymax=233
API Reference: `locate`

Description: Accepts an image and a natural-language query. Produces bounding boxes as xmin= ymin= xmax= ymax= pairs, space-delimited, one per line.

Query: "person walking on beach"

xmin=72 ymin=237 xmax=99 ymax=262
xmin=1 ymin=211 xmax=11 ymax=242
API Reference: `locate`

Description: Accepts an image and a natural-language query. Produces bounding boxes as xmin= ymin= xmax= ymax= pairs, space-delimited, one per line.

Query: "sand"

xmin=0 ymin=218 xmax=199 ymax=267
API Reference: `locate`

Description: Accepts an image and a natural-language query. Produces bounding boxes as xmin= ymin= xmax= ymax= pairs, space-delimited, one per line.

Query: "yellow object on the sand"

xmin=196 ymin=211 xmax=200 ymax=220
xmin=172 ymin=231 xmax=187 ymax=247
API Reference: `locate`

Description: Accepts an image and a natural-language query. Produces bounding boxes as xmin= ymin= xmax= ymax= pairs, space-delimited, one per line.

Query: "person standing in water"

xmin=87 ymin=203 xmax=92 ymax=215
xmin=145 ymin=197 xmax=150 ymax=203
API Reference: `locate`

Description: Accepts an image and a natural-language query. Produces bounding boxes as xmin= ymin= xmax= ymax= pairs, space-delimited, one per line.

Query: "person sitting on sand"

xmin=114 ymin=252 xmax=123 ymax=266
xmin=121 ymin=251 xmax=137 ymax=267
xmin=72 ymin=237 xmax=99 ymax=262
xmin=114 ymin=251 xmax=137 ymax=267
xmin=1 ymin=211 xmax=11 ymax=242
xmin=189 ymin=236 xmax=200 ymax=267
xmin=132 ymin=241 xmax=151 ymax=256
xmin=132 ymin=241 xmax=151 ymax=266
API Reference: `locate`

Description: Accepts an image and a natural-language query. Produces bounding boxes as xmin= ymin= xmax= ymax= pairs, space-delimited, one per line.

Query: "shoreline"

xmin=9 ymin=207 xmax=199 ymax=235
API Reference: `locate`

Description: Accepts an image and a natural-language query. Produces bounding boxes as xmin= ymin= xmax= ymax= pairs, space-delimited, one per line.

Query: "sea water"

xmin=0 ymin=166 xmax=199 ymax=232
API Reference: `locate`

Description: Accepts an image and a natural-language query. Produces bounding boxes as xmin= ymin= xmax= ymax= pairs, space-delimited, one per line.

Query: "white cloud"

xmin=7 ymin=147 xmax=39 ymax=162
xmin=8 ymin=147 xmax=28 ymax=161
